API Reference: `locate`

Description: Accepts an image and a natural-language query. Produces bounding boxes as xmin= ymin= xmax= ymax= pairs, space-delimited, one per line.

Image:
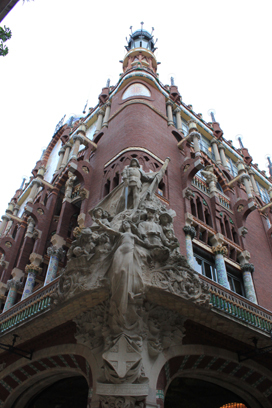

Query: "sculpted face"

xmin=122 ymin=220 xmax=131 ymax=231
xmin=147 ymin=210 xmax=155 ymax=220
xmin=160 ymin=215 xmax=169 ymax=225
xmin=130 ymin=160 xmax=137 ymax=168
xmin=94 ymin=208 xmax=103 ymax=218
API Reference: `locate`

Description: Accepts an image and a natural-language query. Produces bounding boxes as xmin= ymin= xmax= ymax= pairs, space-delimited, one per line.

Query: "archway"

xmin=164 ymin=377 xmax=249 ymax=408
xmin=23 ymin=375 xmax=89 ymax=408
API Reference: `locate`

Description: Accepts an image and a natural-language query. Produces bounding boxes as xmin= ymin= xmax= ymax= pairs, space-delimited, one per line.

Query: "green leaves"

xmin=0 ymin=26 xmax=12 ymax=57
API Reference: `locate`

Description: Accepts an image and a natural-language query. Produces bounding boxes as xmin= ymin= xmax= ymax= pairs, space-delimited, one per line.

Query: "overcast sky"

xmin=1 ymin=0 xmax=272 ymax=216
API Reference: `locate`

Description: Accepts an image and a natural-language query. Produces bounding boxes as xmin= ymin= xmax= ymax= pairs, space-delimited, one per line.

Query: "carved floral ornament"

xmin=50 ymin=157 xmax=211 ymax=386
xmin=211 ymin=244 xmax=228 ymax=256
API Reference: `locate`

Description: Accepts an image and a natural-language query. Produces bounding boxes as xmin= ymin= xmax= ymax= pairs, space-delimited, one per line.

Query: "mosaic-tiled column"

xmin=21 ymin=264 xmax=42 ymax=300
xmin=211 ymin=244 xmax=230 ymax=289
xmin=44 ymin=246 xmax=65 ymax=285
xmin=3 ymin=279 xmax=23 ymax=312
xmin=183 ymin=225 xmax=196 ymax=269
xmin=241 ymin=263 xmax=257 ymax=304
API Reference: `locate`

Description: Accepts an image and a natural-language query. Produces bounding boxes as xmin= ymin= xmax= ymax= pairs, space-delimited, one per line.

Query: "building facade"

xmin=0 ymin=27 xmax=272 ymax=408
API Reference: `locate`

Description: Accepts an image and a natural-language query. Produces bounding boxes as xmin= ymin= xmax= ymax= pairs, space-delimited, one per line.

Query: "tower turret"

xmin=122 ymin=23 xmax=158 ymax=75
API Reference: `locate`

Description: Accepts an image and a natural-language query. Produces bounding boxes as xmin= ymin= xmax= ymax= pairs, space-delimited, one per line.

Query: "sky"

xmin=1 ymin=0 xmax=272 ymax=216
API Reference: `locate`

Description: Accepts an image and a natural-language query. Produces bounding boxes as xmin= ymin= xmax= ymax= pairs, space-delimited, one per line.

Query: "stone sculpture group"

xmin=51 ymin=158 xmax=210 ymax=404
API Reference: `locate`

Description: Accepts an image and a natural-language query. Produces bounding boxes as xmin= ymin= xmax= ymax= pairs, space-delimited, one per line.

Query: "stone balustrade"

xmin=0 ymin=278 xmax=59 ymax=334
xmin=192 ymin=176 xmax=210 ymax=194
xmin=0 ymin=273 xmax=271 ymax=337
xmin=202 ymin=275 xmax=272 ymax=334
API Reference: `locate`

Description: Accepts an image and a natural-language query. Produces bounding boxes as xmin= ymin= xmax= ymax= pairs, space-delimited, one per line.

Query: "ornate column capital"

xmin=58 ymin=147 xmax=65 ymax=156
xmin=218 ymin=143 xmax=225 ymax=151
xmin=72 ymin=134 xmax=85 ymax=144
xmin=47 ymin=246 xmax=65 ymax=260
xmin=174 ymin=107 xmax=181 ymax=114
xmin=25 ymin=263 xmax=42 ymax=275
xmin=240 ymin=173 xmax=250 ymax=182
xmin=7 ymin=279 xmax=23 ymax=290
xmin=98 ymin=108 xmax=105 ymax=116
xmin=212 ymin=244 xmax=228 ymax=256
xmin=189 ymin=130 xmax=201 ymax=141
xmin=241 ymin=263 xmax=255 ymax=273
xmin=166 ymin=99 xmax=174 ymax=106
xmin=183 ymin=225 xmax=196 ymax=239
xmin=1 ymin=214 xmax=10 ymax=222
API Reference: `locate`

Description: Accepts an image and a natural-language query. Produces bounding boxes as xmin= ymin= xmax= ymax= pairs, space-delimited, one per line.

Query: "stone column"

xmin=102 ymin=101 xmax=111 ymax=128
xmin=268 ymin=187 xmax=272 ymax=200
xmin=166 ymin=100 xmax=174 ymax=126
xmin=94 ymin=109 xmax=105 ymax=134
xmin=44 ymin=246 xmax=65 ymax=285
xmin=248 ymin=169 xmax=259 ymax=195
xmin=55 ymin=147 xmax=65 ymax=172
xmin=211 ymin=140 xmax=221 ymax=165
xmin=240 ymin=173 xmax=253 ymax=199
xmin=27 ymin=179 xmax=42 ymax=204
xmin=174 ymin=108 xmax=183 ymax=133
xmin=70 ymin=134 xmax=85 ymax=161
xmin=0 ymin=214 xmax=10 ymax=236
xmin=21 ymin=264 xmax=42 ymax=300
xmin=241 ymin=263 xmax=257 ymax=303
xmin=3 ymin=279 xmax=23 ymax=312
xmin=238 ymin=250 xmax=257 ymax=304
xmin=60 ymin=142 xmax=72 ymax=170
xmin=183 ymin=225 xmax=196 ymax=269
xmin=210 ymin=235 xmax=230 ymax=289
xmin=212 ymin=245 xmax=230 ymax=289
xmin=0 ymin=282 xmax=7 ymax=310
xmin=201 ymin=165 xmax=218 ymax=196
xmin=218 ymin=144 xmax=229 ymax=168
xmin=188 ymin=121 xmax=201 ymax=156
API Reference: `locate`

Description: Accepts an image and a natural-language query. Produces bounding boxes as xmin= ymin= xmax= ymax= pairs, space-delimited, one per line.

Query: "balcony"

xmin=0 ymin=274 xmax=271 ymax=340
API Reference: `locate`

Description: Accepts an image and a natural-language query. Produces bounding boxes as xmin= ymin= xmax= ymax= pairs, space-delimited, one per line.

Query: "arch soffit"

xmin=151 ymin=344 xmax=272 ymax=408
xmin=0 ymin=344 xmax=99 ymax=406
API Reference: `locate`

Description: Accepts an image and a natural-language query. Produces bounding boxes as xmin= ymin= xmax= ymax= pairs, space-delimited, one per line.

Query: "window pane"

xmin=194 ymin=257 xmax=202 ymax=274
xmin=203 ymin=262 xmax=213 ymax=279
xmin=233 ymin=279 xmax=243 ymax=296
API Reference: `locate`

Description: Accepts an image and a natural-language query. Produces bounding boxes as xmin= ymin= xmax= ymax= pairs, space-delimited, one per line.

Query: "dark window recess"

xmin=104 ymin=179 xmax=111 ymax=197
xmin=112 ymin=173 xmax=120 ymax=189
xmin=158 ymin=180 xmax=165 ymax=197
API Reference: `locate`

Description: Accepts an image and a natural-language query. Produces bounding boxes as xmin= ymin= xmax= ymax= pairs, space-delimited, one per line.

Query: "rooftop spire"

xmin=267 ymin=156 xmax=272 ymax=177
xmin=125 ymin=24 xmax=157 ymax=53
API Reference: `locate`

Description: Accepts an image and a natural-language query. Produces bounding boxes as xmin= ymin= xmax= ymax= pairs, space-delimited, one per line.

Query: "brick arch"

xmin=0 ymin=353 xmax=93 ymax=407
xmin=156 ymin=352 xmax=272 ymax=408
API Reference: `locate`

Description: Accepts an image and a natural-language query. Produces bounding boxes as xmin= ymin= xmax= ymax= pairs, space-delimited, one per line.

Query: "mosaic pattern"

xmin=185 ymin=234 xmax=194 ymax=269
xmin=21 ymin=272 xmax=36 ymax=300
xmin=44 ymin=255 xmax=59 ymax=285
xmin=242 ymin=271 xmax=257 ymax=304
xmin=214 ymin=254 xmax=230 ymax=289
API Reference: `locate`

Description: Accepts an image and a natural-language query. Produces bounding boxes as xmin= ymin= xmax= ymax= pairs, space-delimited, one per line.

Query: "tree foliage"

xmin=0 ymin=26 xmax=12 ymax=57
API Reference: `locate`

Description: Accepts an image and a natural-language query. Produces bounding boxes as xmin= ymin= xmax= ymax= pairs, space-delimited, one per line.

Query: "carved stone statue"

xmin=51 ymin=155 xmax=211 ymax=392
